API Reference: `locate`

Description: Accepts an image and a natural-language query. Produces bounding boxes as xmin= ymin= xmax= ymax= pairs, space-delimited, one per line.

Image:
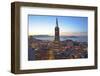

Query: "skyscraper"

xmin=55 ymin=18 xmax=60 ymax=41
xmin=51 ymin=18 xmax=61 ymax=52
xmin=48 ymin=18 xmax=61 ymax=59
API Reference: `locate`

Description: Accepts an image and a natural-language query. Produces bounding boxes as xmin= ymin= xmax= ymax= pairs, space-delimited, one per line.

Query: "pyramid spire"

xmin=56 ymin=18 xmax=58 ymax=27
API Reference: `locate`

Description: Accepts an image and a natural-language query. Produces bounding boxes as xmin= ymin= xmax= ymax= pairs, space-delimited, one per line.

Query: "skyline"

xmin=28 ymin=15 xmax=88 ymax=36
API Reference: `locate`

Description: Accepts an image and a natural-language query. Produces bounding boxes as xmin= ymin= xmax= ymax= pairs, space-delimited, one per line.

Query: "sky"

xmin=28 ymin=15 xmax=88 ymax=36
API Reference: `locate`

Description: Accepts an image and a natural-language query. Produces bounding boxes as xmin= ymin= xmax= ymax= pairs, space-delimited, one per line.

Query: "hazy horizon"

xmin=29 ymin=34 xmax=87 ymax=37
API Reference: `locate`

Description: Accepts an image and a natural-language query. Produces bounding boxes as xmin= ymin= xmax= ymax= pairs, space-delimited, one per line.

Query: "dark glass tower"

xmin=55 ymin=18 xmax=60 ymax=41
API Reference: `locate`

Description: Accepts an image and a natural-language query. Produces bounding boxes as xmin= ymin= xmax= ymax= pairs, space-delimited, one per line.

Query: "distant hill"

xmin=61 ymin=36 xmax=78 ymax=38
xmin=33 ymin=35 xmax=51 ymax=37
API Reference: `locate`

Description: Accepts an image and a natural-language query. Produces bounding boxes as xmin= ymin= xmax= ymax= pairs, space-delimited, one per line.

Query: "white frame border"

xmin=20 ymin=6 xmax=95 ymax=70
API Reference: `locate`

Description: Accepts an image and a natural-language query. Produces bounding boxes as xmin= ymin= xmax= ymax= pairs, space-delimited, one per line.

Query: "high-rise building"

xmin=55 ymin=18 xmax=60 ymax=41
xmin=52 ymin=18 xmax=61 ymax=51
xmin=48 ymin=18 xmax=61 ymax=59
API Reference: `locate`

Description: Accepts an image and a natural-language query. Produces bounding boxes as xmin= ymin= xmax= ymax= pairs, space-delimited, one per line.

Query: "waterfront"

xmin=33 ymin=36 xmax=87 ymax=42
